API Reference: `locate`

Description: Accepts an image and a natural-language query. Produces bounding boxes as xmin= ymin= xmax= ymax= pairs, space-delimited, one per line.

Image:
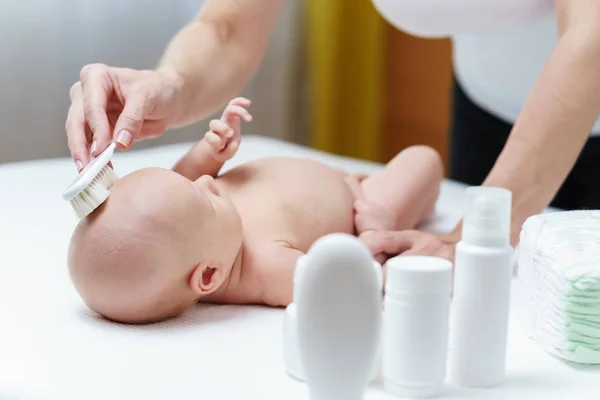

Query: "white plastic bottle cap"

xmin=462 ymin=186 xmax=512 ymax=248
xmin=385 ymin=255 xmax=453 ymax=297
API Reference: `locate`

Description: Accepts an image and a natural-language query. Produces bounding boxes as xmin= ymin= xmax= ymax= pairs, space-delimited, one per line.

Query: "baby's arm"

xmin=257 ymin=241 xmax=304 ymax=307
xmin=356 ymin=145 xmax=443 ymax=234
xmin=172 ymin=97 xmax=252 ymax=180
xmin=172 ymin=139 xmax=226 ymax=180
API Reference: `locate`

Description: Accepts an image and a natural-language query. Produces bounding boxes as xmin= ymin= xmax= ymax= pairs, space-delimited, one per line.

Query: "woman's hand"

xmin=65 ymin=64 xmax=183 ymax=171
xmin=359 ymin=230 xmax=456 ymax=264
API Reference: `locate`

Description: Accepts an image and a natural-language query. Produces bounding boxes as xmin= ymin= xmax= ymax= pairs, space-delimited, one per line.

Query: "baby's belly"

xmin=281 ymin=179 xmax=357 ymax=251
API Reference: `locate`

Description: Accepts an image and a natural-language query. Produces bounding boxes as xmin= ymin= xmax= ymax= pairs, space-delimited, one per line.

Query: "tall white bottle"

xmin=296 ymin=233 xmax=382 ymax=400
xmin=448 ymin=186 xmax=514 ymax=387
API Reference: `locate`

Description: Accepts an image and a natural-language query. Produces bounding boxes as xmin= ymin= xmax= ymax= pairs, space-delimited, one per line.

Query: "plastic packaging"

xmin=296 ymin=233 xmax=382 ymax=400
xmin=518 ymin=210 xmax=600 ymax=364
xmin=448 ymin=186 xmax=513 ymax=387
xmin=382 ymin=255 xmax=453 ymax=398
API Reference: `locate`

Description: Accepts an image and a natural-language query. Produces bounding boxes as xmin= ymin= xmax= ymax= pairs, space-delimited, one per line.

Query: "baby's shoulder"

xmin=241 ymin=235 xmax=297 ymax=265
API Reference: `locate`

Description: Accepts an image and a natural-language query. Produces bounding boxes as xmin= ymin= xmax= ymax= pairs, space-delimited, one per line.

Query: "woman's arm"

xmin=158 ymin=0 xmax=286 ymax=127
xmin=372 ymin=0 xmax=553 ymax=38
xmin=448 ymin=0 xmax=600 ymax=244
xmin=66 ymin=0 xmax=284 ymax=166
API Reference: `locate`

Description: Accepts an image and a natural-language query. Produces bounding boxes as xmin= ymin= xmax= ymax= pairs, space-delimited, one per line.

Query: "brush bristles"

xmin=69 ymin=166 xmax=119 ymax=219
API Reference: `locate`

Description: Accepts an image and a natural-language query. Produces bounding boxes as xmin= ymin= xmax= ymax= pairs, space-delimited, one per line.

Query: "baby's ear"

xmin=189 ymin=263 xmax=223 ymax=295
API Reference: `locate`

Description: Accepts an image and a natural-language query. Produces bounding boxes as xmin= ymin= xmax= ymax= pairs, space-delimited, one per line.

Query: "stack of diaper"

xmin=517 ymin=210 xmax=600 ymax=364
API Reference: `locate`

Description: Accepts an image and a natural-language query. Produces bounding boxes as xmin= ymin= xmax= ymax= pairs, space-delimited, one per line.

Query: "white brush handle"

xmin=63 ymin=142 xmax=117 ymax=201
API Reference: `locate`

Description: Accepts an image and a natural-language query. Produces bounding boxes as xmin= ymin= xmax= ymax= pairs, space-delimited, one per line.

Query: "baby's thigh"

xmin=343 ymin=173 xmax=369 ymax=201
xmin=358 ymin=146 xmax=443 ymax=229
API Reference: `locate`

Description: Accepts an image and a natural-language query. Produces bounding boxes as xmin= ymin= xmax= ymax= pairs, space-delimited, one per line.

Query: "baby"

xmin=67 ymin=97 xmax=443 ymax=324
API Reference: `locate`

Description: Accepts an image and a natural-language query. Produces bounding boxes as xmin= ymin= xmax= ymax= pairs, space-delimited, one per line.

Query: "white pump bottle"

xmin=448 ymin=186 xmax=513 ymax=387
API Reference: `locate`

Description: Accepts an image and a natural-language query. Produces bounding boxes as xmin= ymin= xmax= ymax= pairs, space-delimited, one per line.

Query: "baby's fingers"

xmin=220 ymin=139 xmax=240 ymax=160
xmin=228 ymin=97 xmax=251 ymax=107
xmin=209 ymin=119 xmax=234 ymax=138
xmin=223 ymin=104 xmax=253 ymax=123
xmin=204 ymin=130 xmax=225 ymax=151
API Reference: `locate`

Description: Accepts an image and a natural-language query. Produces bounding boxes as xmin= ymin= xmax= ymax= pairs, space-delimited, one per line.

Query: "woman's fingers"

xmin=66 ymin=64 xmax=179 ymax=171
xmin=107 ymin=111 xmax=166 ymax=141
xmin=361 ymin=230 xmax=456 ymax=263
xmin=359 ymin=230 xmax=419 ymax=257
xmin=112 ymin=88 xmax=152 ymax=150
xmin=80 ymin=64 xmax=113 ymax=157
xmin=65 ymin=82 xmax=90 ymax=171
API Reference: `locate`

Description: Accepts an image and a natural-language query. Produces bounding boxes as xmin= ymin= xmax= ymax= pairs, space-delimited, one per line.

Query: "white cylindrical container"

xmin=448 ymin=186 xmax=513 ymax=388
xmin=382 ymin=255 xmax=453 ymax=398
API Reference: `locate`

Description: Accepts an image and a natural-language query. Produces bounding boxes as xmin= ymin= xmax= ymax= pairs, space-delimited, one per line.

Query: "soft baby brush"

xmin=62 ymin=142 xmax=119 ymax=219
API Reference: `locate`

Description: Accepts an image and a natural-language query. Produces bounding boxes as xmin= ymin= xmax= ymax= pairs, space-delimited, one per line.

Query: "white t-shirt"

xmin=372 ymin=0 xmax=600 ymax=135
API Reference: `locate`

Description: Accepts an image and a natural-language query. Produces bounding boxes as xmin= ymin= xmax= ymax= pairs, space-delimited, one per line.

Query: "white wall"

xmin=0 ymin=0 xmax=305 ymax=163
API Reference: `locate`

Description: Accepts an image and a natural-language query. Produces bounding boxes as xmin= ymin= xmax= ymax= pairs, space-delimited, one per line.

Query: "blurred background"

xmin=0 ymin=0 xmax=452 ymax=168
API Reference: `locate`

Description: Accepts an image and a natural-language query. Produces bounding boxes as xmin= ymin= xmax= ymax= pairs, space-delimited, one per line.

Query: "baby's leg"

xmin=360 ymin=145 xmax=443 ymax=230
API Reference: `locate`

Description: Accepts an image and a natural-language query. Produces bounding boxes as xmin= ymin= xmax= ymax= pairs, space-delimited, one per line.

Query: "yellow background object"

xmin=305 ymin=0 xmax=385 ymax=161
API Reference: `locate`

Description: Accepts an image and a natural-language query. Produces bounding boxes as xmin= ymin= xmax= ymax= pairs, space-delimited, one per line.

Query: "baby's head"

xmin=68 ymin=168 xmax=243 ymax=324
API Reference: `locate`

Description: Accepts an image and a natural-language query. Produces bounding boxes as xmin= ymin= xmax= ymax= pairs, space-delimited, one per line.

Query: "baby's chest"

xmin=237 ymin=179 xmax=356 ymax=249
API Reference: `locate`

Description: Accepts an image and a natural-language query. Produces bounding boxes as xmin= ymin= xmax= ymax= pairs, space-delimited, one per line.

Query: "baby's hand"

xmin=204 ymin=97 xmax=252 ymax=162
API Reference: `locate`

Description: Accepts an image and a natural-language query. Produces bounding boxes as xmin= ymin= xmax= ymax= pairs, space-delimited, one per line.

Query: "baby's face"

xmin=68 ymin=167 xmax=243 ymax=324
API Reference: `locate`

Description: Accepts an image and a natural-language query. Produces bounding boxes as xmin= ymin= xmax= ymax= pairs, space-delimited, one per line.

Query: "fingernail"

xmin=227 ymin=129 xmax=234 ymax=138
xmin=90 ymin=140 xmax=97 ymax=155
xmin=115 ymin=130 xmax=133 ymax=148
xmin=75 ymin=159 xmax=83 ymax=172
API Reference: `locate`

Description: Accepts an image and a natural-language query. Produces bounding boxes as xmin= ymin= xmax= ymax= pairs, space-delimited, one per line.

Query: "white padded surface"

xmin=0 ymin=135 xmax=597 ymax=399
